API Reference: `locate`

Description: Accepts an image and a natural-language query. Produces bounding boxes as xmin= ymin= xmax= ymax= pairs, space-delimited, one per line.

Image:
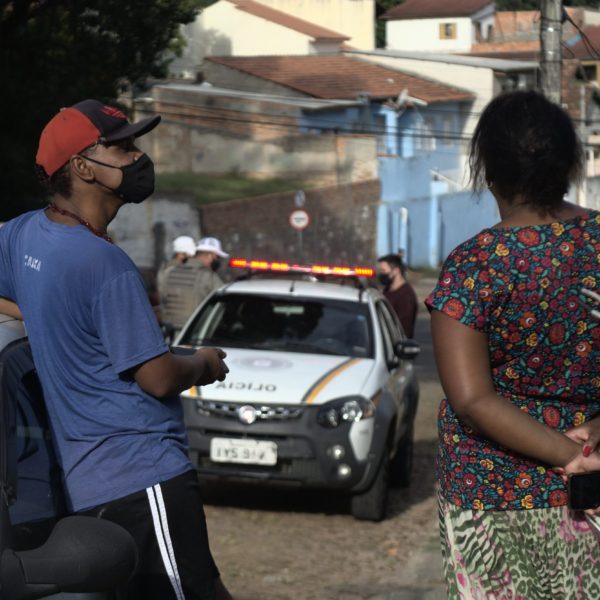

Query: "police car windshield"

xmin=180 ymin=294 xmax=373 ymax=358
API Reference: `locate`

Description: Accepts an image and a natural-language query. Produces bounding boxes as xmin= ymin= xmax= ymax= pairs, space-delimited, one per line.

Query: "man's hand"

xmin=134 ymin=347 xmax=228 ymax=398
xmin=194 ymin=347 xmax=229 ymax=386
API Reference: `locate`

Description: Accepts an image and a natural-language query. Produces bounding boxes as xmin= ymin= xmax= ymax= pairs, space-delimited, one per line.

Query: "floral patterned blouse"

xmin=425 ymin=211 xmax=600 ymax=511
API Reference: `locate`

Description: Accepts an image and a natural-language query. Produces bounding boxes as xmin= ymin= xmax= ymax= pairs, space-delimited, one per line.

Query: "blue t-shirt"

xmin=0 ymin=210 xmax=192 ymax=511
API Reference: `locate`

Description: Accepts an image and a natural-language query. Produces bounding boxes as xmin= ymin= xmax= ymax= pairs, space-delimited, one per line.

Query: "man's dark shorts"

xmin=79 ymin=470 xmax=219 ymax=600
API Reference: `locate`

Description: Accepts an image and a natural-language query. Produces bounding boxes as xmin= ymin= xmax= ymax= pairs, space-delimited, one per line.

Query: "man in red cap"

xmin=0 ymin=100 xmax=233 ymax=600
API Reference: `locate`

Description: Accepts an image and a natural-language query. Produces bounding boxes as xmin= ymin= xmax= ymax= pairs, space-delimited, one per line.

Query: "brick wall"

xmin=198 ymin=179 xmax=381 ymax=266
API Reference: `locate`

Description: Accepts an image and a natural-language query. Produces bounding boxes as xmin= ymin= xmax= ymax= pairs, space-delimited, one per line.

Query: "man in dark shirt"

xmin=377 ymin=253 xmax=418 ymax=338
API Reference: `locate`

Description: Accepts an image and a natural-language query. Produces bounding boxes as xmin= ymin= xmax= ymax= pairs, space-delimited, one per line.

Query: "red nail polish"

xmin=583 ymin=446 xmax=592 ymax=457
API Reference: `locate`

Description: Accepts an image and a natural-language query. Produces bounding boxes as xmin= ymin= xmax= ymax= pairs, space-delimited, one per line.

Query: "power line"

xmin=137 ymin=95 xmax=596 ymax=141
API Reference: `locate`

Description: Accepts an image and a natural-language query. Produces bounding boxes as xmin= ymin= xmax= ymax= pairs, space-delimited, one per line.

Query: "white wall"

xmin=386 ymin=17 xmax=474 ymax=53
xmin=169 ymin=1 xmax=316 ymax=78
xmin=259 ymin=0 xmax=375 ymax=49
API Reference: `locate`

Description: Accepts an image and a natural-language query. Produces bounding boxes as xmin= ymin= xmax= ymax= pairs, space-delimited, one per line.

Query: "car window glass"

xmin=376 ymin=303 xmax=395 ymax=364
xmin=179 ymin=294 xmax=373 ymax=358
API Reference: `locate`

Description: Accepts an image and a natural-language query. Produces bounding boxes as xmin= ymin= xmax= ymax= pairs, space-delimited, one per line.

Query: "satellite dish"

xmin=397 ymin=88 xmax=409 ymax=106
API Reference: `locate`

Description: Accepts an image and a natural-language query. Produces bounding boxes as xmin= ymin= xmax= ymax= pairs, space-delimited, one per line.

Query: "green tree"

xmin=0 ymin=0 xmax=208 ymax=220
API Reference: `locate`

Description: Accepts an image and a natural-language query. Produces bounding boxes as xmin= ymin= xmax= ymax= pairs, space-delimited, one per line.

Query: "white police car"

xmin=176 ymin=260 xmax=420 ymax=521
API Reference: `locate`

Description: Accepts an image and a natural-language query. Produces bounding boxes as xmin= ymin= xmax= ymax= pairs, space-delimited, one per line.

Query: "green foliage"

xmin=0 ymin=0 xmax=210 ymax=220
xmin=155 ymin=172 xmax=311 ymax=205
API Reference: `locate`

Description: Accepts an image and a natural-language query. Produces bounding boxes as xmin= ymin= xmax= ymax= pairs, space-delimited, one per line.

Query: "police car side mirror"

xmin=394 ymin=339 xmax=420 ymax=360
xmin=0 ymin=516 xmax=137 ymax=600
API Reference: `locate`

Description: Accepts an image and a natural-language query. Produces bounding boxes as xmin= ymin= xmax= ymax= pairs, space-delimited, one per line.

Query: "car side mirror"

xmin=394 ymin=339 xmax=420 ymax=360
xmin=1 ymin=516 xmax=137 ymax=600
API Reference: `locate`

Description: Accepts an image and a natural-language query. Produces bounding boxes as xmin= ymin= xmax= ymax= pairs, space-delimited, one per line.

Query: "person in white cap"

xmin=156 ymin=235 xmax=197 ymax=305
xmin=194 ymin=236 xmax=229 ymax=273
xmin=162 ymin=237 xmax=229 ymax=335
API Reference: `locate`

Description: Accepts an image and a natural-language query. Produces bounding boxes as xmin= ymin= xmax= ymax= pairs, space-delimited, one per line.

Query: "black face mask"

xmin=377 ymin=273 xmax=392 ymax=287
xmin=85 ymin=154 xmax=155 ymax=204
xmin=211 ymin=258 xmax=221 ymax=272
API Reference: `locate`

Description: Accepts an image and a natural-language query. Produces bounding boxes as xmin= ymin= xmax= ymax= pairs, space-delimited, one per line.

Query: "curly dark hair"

xmin=35 ymin=144 xmax=100 ymax=199
xmin=35 ymin=163 xmax=73 ymax=198
xmin=469 ymin=90 xmax=583 ymax=212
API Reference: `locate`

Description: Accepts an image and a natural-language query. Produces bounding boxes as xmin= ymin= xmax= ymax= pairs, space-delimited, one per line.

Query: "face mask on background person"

xmin=211 ymin=257 xmax=221 ymax=272
xmin=85 ymin=154 xmax=156 ymax=204
xmin=377 ymin=273 xmax=392 ymax=287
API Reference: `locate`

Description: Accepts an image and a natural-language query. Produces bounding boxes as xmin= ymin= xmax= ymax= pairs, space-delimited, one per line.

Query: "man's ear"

xmin=69 ymin=155 xmax=95 ymax=183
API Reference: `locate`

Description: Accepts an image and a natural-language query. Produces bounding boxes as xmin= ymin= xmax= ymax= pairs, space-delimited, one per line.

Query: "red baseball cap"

xmin=36 ymin=99 xmax=161 ymax=177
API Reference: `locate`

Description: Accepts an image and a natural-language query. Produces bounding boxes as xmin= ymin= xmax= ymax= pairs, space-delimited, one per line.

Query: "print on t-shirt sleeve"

xmin=425 ymin=231 xmax=500 ymax=332
xmin=92 ymin=270 xmax=168 ymax=375
xmin=0 ymin=223 xmax=16 ymax=301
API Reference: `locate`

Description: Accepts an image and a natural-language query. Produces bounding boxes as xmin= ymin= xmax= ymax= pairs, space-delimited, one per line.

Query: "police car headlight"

xmin=316 ymin=396 xmax=375 ymax=428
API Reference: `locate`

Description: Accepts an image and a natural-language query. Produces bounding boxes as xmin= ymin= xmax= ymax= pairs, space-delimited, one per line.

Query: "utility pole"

xmin=540 ymin=0 xmax=563 ymax=104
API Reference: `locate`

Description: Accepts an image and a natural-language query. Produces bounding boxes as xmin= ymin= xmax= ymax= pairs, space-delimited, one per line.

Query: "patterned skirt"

xmin=439 ymin=495 xmax=600 ymax=599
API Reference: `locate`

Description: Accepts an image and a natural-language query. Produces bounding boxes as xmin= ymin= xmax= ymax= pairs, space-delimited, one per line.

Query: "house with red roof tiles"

xmin=381 ymin=0 xmax=495 ymax=53
xmin=169 ymin=0 xmax=373 ymax=79
xmin=193 ymin=54 xmax=499 ymax=265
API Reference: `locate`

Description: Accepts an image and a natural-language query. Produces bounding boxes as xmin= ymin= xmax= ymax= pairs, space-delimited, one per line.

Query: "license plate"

xmin=210 ymin=438 xmax=277 ymax=466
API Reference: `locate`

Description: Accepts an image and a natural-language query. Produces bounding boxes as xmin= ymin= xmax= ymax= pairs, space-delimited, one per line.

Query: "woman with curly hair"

xmin=426 ymin=90 xmax=600 ymax=598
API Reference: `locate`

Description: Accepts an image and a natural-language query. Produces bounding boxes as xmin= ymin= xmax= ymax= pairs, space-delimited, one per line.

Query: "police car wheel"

xmin=390 ymin=423 xmax=414 ymax=488
xmin=350 ymin=455 xmax=389 ymax=522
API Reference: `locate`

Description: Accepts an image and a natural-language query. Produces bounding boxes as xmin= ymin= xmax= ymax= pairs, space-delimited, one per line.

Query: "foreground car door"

xmin=0 ymin=334 xmax=136 ymax=599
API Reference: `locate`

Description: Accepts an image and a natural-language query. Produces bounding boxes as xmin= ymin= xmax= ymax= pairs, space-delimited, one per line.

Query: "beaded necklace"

xmin=47 ymin=203 xmax=113 ymax=244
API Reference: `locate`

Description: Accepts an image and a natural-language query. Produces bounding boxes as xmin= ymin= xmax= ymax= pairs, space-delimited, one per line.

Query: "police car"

xmin=176 ymin=259 xmax=420 ymax=521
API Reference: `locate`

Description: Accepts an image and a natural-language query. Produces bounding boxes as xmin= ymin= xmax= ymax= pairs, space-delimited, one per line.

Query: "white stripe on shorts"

xmin=146 ymin=484 xmax=185 ymax=600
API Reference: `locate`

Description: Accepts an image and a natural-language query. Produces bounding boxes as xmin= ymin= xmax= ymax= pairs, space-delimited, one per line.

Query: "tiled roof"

xmin=470 ymin=40 xmax=540 ymax=57
xmin=228 ymin=0 xmax=349 ymax=41
xmin=382 ymin=0 xmax=492 ymax=21
xmin=565 ymin=26 xmax=600 ymax=60
xmin=206 ymin=55 xmax=474 ymax=103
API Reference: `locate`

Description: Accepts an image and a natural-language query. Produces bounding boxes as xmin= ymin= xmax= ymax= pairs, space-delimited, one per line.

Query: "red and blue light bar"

xmin=229 ymin=258 xmax=374 ymax=278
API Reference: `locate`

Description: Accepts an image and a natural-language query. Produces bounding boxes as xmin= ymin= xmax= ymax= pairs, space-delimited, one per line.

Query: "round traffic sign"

xmin=289 ymin=209 xmax=310 ymax=231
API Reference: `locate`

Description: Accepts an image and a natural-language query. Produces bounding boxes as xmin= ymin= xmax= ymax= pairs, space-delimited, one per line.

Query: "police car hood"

xmin=190 ymin=348 xmax=375 ymax=406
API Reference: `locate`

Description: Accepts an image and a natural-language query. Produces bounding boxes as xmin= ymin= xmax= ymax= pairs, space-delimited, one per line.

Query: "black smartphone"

xmin=568 ymin=472 xmax=600 ymax=510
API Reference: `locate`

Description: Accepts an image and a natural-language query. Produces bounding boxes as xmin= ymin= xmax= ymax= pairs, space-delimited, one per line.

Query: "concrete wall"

xmin=386 ymin=17 xmax=474 ymax=53
xmin=198 ymin=179 xmax=381 ymax=265
xmin=109 ymin=196 xmax=201 ymax=270
xmin=136 ymin=85 xmax=379 ymax=183
xmin=377 ymin=190 xmax=499 ymax=268
xmin=259 ymin=0 xmax=375 ymax=49
xmin=145 ymin=123 xmax=378 ymax=184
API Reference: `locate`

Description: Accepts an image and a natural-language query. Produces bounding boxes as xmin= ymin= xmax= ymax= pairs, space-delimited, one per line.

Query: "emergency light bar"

xmin=229 ymin=258 xmax=374 ymax=278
